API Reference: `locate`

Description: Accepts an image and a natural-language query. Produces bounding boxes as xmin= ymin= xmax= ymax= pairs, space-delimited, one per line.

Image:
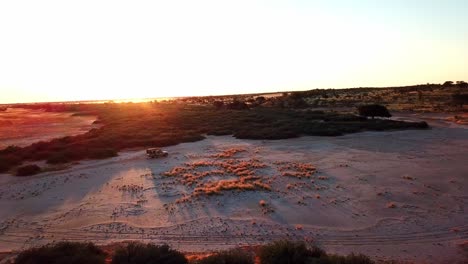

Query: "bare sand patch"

xmin=0 ymin=114 xmax=467 ymax=263
xmin=0 ymin=108 xmax=97 ymax=149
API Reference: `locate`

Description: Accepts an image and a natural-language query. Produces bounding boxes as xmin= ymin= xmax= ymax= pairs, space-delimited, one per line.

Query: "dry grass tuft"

xmin=212 ymin=147 xmax=247 ymax=158
xmin=277 ymin=162 xmax=316 ymax=178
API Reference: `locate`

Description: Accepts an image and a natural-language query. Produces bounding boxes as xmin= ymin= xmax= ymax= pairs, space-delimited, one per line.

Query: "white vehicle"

xmin=146 ymin=148 xmax=168 ymax=158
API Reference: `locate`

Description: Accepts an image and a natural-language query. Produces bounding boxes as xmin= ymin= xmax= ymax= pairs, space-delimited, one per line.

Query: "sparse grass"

xmin=276 ymin=162 xmax=316 ymax=179
xmin=162 ymin=151 xmax=274 ymax=201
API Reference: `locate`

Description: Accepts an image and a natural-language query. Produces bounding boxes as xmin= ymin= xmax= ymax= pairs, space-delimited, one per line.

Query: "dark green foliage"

xmin=111 ymin=242 xmax=187 ymax=264
xmin=16 ymin=164 xmax=41 ymax=176
xmin=15 ymin=242 xmax=106 ymax=264
xmin=357 ymin=104 xmax=391 ymax=118
xmin=195 ymin=249 xmax=254 ymax=264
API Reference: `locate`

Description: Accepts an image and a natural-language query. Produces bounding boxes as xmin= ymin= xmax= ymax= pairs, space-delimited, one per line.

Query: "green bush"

xmin=15 ymin=242 xmax=106 ymax=264
xmin=195 ymin=249 xmax=253 ymax=264
xmin=16 ymin=164 xmax=41 ymax=176
xmin=111 ymin=242 xmax=187 ymax=264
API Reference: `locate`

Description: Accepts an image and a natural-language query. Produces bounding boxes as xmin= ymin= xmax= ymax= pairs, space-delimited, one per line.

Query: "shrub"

xmin=258 ymin=241 xmax=325 ymax=264
xmin=46 ymin=152 xmax=74 ymax=164
xmin=15 ymin=242 xmax=106 ymax=264
xmin=87 ymin=148 xmax=118 ymax=159
xmin=16 ymin=164 xmax=41 ymax=176
xmin=258 ymin=241 xmax=375 ymax=264
xmin=0 ymin=153 xmax=22 ymax=173
xmin=213 ymin=101 xmax=224 ymax=109
xmin=111 ymin=242 xmax=187 ymax=264
xmin=452 ymin=93 xmax=468 ymax=107
xmin=227 ymin=100 xmax=249 ymax=110
xmin=195 ymin=249 xmax=254 ymax=264
xmin=325 ymin=253 xmax=375 ymax=264
xmin=357 ymin=104 xmax=391 ymax=119
xmin=0 ymin=145 xmax=21 ymax=155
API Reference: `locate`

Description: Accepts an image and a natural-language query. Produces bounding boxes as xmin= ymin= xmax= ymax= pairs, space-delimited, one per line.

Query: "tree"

xmin=443 ymin=81 xmax=454 ymax=87
xmin=255 ymin=96 xmax=266 ymax=105
xmin=357 ymin=104 xmax=391 ymax=119
xmin=456 ymin=81 xmax=468 ymax=89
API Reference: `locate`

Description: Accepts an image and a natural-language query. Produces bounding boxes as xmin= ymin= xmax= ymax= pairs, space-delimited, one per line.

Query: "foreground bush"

xmin=16 ymin=164 xmax=41 ymax=176
xmin=258 ymin=241 xmax=374 ymax=264
xmin=357 ymin=104 xmax=391 ymax=119
xmin=259 ymin=241 xmax=325 ymax=264
xmin=112 ymin=242 xmax=187 ymax=264
xmin=194 ymin=249 xmax=254 ymax=264
xmin=15 ymin=242 xmax=106 ymax=264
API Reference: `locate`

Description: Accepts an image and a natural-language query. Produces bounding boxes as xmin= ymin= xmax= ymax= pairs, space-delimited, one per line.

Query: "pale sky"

xmin=1 ymin=0 xmax=467 ymax=103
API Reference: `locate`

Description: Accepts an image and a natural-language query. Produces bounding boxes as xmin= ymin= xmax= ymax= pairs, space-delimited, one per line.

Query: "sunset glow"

xmin=1 ymin=0 xmax=467 ymax=104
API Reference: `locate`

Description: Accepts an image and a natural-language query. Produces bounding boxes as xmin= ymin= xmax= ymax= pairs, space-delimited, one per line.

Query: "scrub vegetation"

xmin=13 ymin=241 xmax=375 ymax=264
xmin=0 ymin=85 xmax=439 ymax=174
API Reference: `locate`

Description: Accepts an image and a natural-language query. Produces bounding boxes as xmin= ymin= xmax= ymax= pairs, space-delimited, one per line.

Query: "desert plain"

xmin=0 ymin=112 xmax=466 ymax=263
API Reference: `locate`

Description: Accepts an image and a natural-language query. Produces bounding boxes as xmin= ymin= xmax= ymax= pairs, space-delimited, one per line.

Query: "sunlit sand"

xmin=1 ymin=113 xmax=466 ymax=263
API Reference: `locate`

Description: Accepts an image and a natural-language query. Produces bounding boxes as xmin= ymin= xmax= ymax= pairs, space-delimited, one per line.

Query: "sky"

xmin=0 ymin=0 xmax=467 ymax=103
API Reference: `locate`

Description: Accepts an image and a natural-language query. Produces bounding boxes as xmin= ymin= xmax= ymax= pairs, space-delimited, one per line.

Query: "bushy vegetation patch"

xmin=258 ymin=241 xmax=374 ymax=264
xmin=259 ymin=241 xmax=324 ymax=264
xmin=16 ymin=164 xmax=41 ymax=176
xmin=15 ymin=242 xmax=106 ymax=264
xmin=1 ymin=102 xmax=429 ymax=174
xmin=111 ymin=242 xmax=187 ymax=264
xmin=357 ymin=104 xmax=391 ymax=119
xmin=194 ymin=249 xmax=254 ymax=264
xmin=12 ymin=240 xmax=378 ymax=264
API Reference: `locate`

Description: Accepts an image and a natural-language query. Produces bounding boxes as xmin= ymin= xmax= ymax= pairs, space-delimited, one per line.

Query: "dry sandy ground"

xmin=0 ymin=108 xmax=97 ymax=149
xmin=0 ymin=113 xmax=467 ymax=263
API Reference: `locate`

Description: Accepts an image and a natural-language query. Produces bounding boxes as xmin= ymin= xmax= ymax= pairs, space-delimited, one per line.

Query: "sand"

xmin=0 ymin=113 xmax=467 ymax=263
xmin=0 ymin=108 xmax=98 ymax=149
